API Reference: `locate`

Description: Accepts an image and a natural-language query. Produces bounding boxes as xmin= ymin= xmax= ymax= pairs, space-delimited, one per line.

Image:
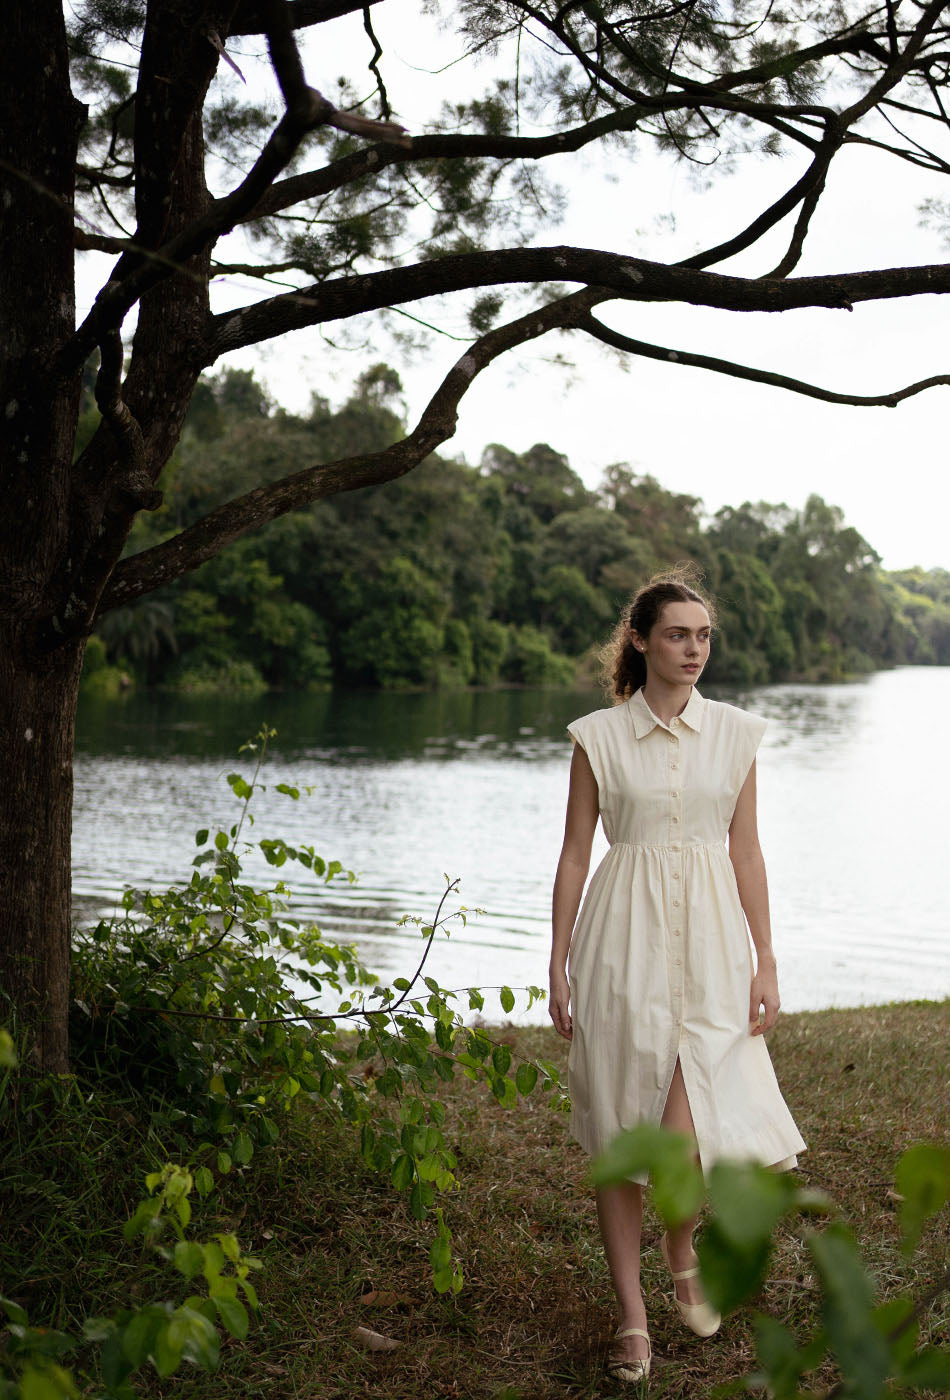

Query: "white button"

xmin=672 ymin=816 xmax=679 ymax=824
xmin=673 ymin=899 xmax=680 ymax=907
xmin=671 ymin=762 xmax=679 ymax=771
xmin=669 ymin=736 xmax=678 ymax=746
xmin=673 ymin=958 xmax=682 ymax=967
xmin=673 ymin=928 xmax=681 ymax=937
xmin=671 ymin=790 xmax=679 ymax=798
xmin=671 ymin=844 xmax=681 ymax=853
xmin=672 ymin=872 xmax=680 ymax=881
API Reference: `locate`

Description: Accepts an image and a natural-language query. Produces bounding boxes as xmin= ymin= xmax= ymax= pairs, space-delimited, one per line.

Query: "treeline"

xmin=81 ymin=366 xmax=950 ymax=695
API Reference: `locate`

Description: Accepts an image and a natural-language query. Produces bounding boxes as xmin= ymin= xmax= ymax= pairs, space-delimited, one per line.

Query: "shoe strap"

xmin=670 ymin=1263 xmax=700 ymax=1281
xmin=614 ymin=1327 xmax=650 ymax=1343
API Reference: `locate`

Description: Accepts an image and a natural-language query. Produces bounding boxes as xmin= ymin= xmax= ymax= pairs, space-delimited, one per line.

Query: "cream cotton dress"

xmin=567 ymin=687 xmax=805 ymax=1180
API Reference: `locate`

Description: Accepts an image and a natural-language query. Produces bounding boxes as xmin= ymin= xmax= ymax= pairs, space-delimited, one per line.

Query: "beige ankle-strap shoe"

xmin=606 ymin=1325 xmax=652 ymax=1384
xmin=660 ymin=1233 xmax=722 ymax=1338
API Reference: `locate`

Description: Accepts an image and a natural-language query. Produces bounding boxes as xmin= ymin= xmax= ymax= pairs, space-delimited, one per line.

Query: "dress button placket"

xmin=669 ymin=721 xmax=684 ymax=1033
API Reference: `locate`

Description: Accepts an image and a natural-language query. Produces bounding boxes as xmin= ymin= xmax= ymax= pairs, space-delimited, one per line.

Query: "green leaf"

xmin=19 ymin=1368 xmax=78 ymax=1400
xmin=499 ymin=986 xmax=515 ymax=1014
xmin=707 ymin=1161 xmax=792 ymax=1247
xmin=590 ymin=1123 xmax=703 ymax=1227
xmin=214 ymin=1295 xmax=249 ymax=1340
xmin=492 ymin=1044 xmax=512 ymax=1075
xmin=873 ymin=1297 xmax=917 ymax=1367
xmin=808 ymin=1223 xmax=890 ymax=1400
xmin=752 ymin=1314 xmax=805 ymax=1400
xmin=121 ymin=1308 xmax=163 ymax=1367
xmin=217 ymin=1151 xmax=232 ymax=1175
xmin=391 ymin=1154 xmax=414 ymax=1191
xmin=410 ymin=1180 xmax=433 ymax=1221
xmin=430 ymin=1232 xmax=452 ymax=1274
xmin=894 ymin=1143 xmax=950 ymax=1256
xmin=193 ymin=1166 xmax=214 ymax=1197
xmin=152 ymin=1321 xmax=184 ymax=1378
xmin=697 ymin=1220 xmax=773 ymax=1315
xmin=1 ymin=1297 xmax=29 ymax=1325
xmin=231 ymin=1131 xmax=254 ymax=1165
xmin=515 ymin=1062 xmax=538 ymax=1096
xmin=899 ymin=1346 xmax=950 ymax=1389
xmin=491 ymin=1074 xmax=517 ymax=1109
xmin=171 ymin=1306 xmax=221 ymax=1371
xmin=195 ymin=829 xmax=209 ymax=846
xmin=173 ymin=1241 xmax=206 ymax=1281
xmin=214 ymin=831 xmax=229 ymax=851
xmin=259 ymin=1115 xmax=281 ymax=1145
xmin=468 ymin=989 xmax=484 ymax=1011
xmin=433 ymin=1055 xmax=455 ymax=1082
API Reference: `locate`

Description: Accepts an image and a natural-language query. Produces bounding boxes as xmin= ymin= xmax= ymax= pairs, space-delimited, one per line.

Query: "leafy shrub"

xmin=0 ymin=1162 xmax=260 ymax=1399
xmin=70 ymin=729 xmax=557 ymax=1238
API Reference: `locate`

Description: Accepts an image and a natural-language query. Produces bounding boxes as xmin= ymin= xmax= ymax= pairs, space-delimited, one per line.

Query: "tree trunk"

xmin=0 ymin=640 xmax=84 ymax=1073
xmin=0 ymin=3 xmax=85 ymax=1072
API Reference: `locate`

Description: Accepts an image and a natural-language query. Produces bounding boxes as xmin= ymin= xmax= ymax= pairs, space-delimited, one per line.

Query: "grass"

xmin=2 ymin=1000 xmax=948 ymax=1399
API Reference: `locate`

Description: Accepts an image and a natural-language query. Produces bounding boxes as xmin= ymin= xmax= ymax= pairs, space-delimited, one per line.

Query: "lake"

xmin=73 ymin=667 xmax=950 ymax=1022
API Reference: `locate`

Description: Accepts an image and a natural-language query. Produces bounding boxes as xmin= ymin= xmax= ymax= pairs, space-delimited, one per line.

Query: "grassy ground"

xmin=2 ymin=1001 xmax=948 ymax=1399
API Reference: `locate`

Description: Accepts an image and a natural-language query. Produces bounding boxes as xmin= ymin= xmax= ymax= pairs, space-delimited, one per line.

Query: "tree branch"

xmin=679 ymin=131 xmax=837 ymax=272
xmin=838 ymin=0 xmax=950 ymax=126
xmin=579 ymin=313 xmax=950 ymax=407
xmin=97 ymin=288 xmax=610 ymax=611
xmin=204 ymin=244 xmax=950 ymax=363
xmin=763 ymin=126 xmax=839 ymax=278
xmin=63 ymin=1 xmax=409 ymax=375
xmin=229 ymin=0 xmax=382 ymax=34
xmin=92 ymin=329 xmax=161 ymax=510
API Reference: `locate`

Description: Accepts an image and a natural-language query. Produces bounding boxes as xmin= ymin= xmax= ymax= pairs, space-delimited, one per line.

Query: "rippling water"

xmin=73 ymin=669 xmax=950 ymax=1021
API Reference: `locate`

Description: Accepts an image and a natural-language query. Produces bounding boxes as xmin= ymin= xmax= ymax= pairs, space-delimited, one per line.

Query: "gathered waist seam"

xmin=606 ymin=841 xmax=726 ymax=851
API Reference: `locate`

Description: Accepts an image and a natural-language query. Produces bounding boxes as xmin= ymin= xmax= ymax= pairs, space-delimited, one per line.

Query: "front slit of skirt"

xmin=659 ymin=1036 xmax=705 ymax=1174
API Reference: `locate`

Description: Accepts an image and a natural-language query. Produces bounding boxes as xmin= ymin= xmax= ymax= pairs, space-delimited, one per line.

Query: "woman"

xmin=549 ymin=570 xmax=805 ymax=1384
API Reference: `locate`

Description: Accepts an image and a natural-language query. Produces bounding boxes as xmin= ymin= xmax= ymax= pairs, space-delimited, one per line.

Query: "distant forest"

xmin=80 ymin=366 xmax=950 ymax=696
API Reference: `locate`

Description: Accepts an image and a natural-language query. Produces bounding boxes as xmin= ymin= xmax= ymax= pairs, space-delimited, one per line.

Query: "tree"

xmin=5 ymin=0 xmax=950 ymax=1069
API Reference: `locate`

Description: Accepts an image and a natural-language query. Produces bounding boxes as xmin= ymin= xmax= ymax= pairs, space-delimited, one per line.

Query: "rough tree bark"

xmin=0 ymin=2 xmax=85 ymax=1072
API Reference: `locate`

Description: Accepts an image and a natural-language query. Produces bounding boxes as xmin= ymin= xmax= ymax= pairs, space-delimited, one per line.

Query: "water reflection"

xmin=73 ymin=669 xmax=950 ymax=1021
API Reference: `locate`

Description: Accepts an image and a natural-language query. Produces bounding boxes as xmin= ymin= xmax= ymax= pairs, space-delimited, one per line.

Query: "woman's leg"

xmin=594 ymin=1180 xmax=650 ymax=1360
xmin=660 ymin=1058 xmax=703 ymax=1306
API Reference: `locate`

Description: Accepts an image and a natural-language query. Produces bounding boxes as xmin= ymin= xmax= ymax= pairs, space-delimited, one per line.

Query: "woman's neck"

xmin=640 ymin=679 xmax=693 ymax=726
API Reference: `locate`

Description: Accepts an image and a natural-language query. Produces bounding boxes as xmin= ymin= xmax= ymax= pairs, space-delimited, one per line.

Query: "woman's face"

xmin=632 ymin=600 xmax=711 ymax=687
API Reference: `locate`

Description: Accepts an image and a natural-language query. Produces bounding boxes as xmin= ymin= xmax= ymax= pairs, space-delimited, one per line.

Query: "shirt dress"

xmin=566 ymin=687 xmax=806 ymax=1180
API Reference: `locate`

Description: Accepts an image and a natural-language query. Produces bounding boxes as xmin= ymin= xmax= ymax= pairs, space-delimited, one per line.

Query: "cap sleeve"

xmin=566 ymin=711 xmax=606 ymax=797
xmin=734 ymin=710 xmax=767 ymax=793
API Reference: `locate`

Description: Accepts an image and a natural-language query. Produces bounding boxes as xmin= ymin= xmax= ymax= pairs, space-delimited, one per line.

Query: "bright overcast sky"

xmin=77 ymin=1 xmax=950 ymax=572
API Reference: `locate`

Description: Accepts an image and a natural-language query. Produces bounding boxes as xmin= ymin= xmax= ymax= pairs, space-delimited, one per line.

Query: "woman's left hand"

xmin=749 ymin=959 xmax=780 ymax=1036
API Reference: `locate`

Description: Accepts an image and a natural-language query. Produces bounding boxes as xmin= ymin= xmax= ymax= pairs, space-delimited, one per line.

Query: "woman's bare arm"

xmin=550 ymin=743 xmax=600 ymax=1040
xmin=728 ymin=760 xmax=780 ymax=1035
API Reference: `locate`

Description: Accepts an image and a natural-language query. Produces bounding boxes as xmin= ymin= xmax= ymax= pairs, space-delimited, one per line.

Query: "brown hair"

xmin=601 ymin=564 xmax=717 ymax=702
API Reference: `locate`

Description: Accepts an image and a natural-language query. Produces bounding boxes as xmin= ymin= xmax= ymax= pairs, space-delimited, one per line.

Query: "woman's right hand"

xmin=549 ymin=969 xmax=573 ymax=1040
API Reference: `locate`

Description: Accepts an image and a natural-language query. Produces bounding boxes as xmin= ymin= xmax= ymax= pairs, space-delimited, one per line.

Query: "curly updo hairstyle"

xmin=602 ymin=564 xmax=717 ymax=702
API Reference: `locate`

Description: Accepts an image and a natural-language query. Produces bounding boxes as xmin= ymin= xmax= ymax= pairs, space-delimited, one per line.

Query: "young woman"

xmin=550 ymin=570 xmax=805 ymax=1384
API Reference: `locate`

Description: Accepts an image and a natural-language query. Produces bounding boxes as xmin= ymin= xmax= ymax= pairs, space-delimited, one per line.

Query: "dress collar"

xmin=628 ymin=686 xmax=705 ymax=738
